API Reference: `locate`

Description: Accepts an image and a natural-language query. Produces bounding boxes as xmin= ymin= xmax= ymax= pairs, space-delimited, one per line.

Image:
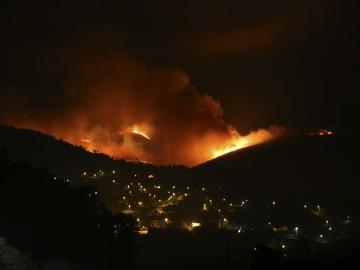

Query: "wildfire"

xmin=0 ymin=47 xmax=285 ymax=166
xmin=197 ymin=126 xmax=284 ymax=163
xmin=211 ymin=138 xmax=249 ymax=159
xmin=129 ymin=128 xmax=151 ymax=140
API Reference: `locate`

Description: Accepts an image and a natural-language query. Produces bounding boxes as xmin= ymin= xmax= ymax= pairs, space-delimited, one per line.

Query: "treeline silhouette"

xmin=193 ymin=134 xmax=359 ymax=216
xmin=0 ymin=124 xmax=186 ymax=181
xmin=0 ymin=124 xmax=160 ymax=178
xmin=0 ymin=153 xmax=134 ymax=269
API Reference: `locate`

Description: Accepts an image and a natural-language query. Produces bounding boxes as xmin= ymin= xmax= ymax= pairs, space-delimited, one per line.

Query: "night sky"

xmin=1 ymin=0 xmax=357 ymax=132
xmin=1 ymin=3 xmax=359 ymax=268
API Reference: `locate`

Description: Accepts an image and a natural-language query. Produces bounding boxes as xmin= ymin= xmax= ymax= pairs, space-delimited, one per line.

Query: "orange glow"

xmin=183 ymin=221 xmax=202 ymax=231
xmin=0 ymin=45 xmax=287 ymax=167
xmin=211 ymin=138 xmax=249 ymax=159
xmin=129 ymin=128 xmax=150 ymax=140
xmin=7 ymin=121 xmax=283 ymax=166
xmin=188 ymin=126 xmax=284 ymax=165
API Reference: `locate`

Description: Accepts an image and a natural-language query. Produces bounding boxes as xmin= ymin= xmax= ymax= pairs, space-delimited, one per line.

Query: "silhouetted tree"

xmin=0 ymin=155 xmax=134 ymax=269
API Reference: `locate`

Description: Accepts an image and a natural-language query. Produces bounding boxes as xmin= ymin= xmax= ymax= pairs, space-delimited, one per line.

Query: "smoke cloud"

xmin=0 ymin=38 xmax=284 ymax=166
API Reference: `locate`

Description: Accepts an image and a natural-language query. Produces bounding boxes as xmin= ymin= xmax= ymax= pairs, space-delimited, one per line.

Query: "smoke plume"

xmin=0 ymin=39 xmax=284 ymax=166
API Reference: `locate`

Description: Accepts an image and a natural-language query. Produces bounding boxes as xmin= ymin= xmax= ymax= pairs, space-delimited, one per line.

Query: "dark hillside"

xmin=193 ymin=135 xmax=358 ymax=214
xmin=0 ymin=125 xmax=158 ymax=178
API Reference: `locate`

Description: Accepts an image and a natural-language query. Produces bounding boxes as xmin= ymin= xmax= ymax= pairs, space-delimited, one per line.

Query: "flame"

xmin=128 ymin=128 xmax=151 ymax=140
xmin=211 ymin=139 xmax=249 ymax=159
xmin=192 ymin=126 xmax=284 ymax=164
xmin=0 ymin=45 xmax=285 ymax=166
xmin=5 ymin=120 xmax=283 ymax=166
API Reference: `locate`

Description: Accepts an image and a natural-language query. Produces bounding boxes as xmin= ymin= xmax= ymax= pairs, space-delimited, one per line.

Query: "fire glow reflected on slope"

xmin=202 ymin=126 xmax=284 ymax=162
xmin=75 ymin=124 xmax=284 ymax=166
xmin=211 ymin=138 xmax=248 ymax=159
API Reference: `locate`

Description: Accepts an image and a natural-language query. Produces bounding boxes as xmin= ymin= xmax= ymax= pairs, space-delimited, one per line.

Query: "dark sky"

xmin=1 ymin=0 xmax=357 ymax=132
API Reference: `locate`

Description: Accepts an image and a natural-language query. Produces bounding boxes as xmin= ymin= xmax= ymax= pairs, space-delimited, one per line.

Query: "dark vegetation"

xmin=193 ymin=133 xmax=359 ymax=218
xmin=4 ymin=124 xmax=357 ymax=214
xmin=0 ymin=125 xmax=186 ymax=180
xmin=1 ymin=125 xmax=359 ymax=269
xmin=0 ymin=153 xmax=134 ymax=269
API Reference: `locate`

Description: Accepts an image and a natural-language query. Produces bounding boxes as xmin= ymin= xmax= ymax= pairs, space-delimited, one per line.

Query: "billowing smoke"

xmin=0 ymin=40 xmax=284 ymax=166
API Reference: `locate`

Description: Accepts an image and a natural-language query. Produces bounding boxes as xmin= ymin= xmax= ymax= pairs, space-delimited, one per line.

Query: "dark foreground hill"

xmin=0 ymin=155 xmax=134 ymax=269
xmin=0 ymin=124 xmax=161 ymax=178
xmin=192 ymin=134 xmax=358 ymax=215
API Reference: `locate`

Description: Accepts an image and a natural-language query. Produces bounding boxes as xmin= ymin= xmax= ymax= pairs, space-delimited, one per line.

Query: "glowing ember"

xmin=309 ymin=129 xmax=334 ymax=136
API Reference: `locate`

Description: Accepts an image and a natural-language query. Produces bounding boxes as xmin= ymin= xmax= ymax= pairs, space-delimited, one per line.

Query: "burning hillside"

xmin=0 ymin=44 xmax=283 ymax=166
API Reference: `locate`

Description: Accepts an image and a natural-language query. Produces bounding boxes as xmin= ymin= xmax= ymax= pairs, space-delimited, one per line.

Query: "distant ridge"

xmin=1 ymin=124 xmax=358 ymax=215
xmin=0 ymin=124 xmax=157 ymax=178
xmin=192 ymin=134 xmax=358 ymax=212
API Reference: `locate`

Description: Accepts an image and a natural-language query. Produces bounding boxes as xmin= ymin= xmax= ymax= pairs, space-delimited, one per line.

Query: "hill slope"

xmin=192 ymin=134 xmax=358 ymax=211
xmin=0 ymin=125 xmax=157 ymax=178
xmin=1 ymin=124 xmax=357 ymax=214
